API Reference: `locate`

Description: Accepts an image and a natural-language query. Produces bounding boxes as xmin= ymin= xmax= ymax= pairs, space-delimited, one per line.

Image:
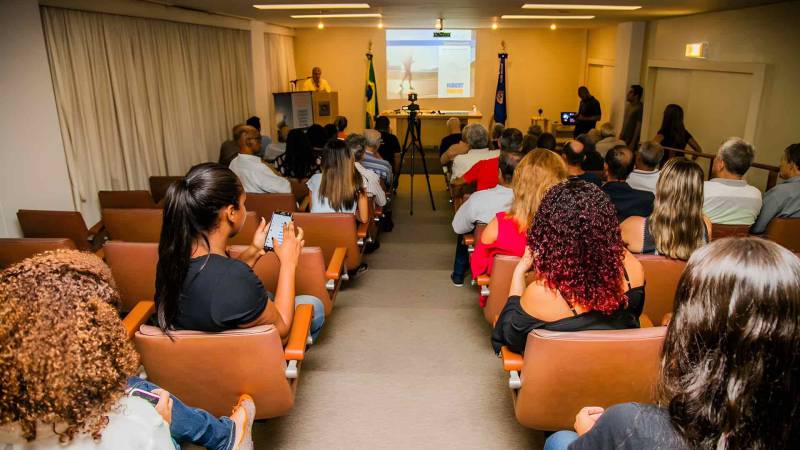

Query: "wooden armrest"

xmin=284 ymin=303 xmax=313 ymax=361
xmin=661 ymin=313 xmax=673 ymax=327
xmin=122 ymin=300 xmax=155 ymax=340
xmin=476 ymin=274 xmax=490 ymax=286
xmin=640 ymin=314 xmax=654 ymax=328
xmin=375 ymin=206 xmax=383 ymax=217
xmin=357 ymin=221 xmax=369 ymax=239
xmin=325 ymin=247 xmax=347 ymax=280
xmin=501 ymin=346 xmax=524 ymax=372
xmin=298 ymin=195 xmax=311 ymax=212
xmin=88 ymin=220 xmax=105 ymax=236
xmin=464 ymin=234 xmax=475 ymax=246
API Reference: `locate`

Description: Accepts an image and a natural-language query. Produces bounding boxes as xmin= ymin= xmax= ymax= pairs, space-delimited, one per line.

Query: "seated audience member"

xmin=246 ymin=116 xmax=273 ymax=160
xmin=0 ymin=250 xmax=254 ymax=450
xmin=449 ymin=151 xmax=517 ymax=286
xmin=156 ymin=163 xmax=325 ymax=341
xmin=545 ymin=238 xmax=800 ymax=450
xmin=522 ymin=133 xmax=538 ymax=153
xmin=374 ymin=116 xmax=401 ymax=168
xmin=307 ymin=139 xmax=370 ymax=224
xmin=527 ymin=124 xmax=543 ymax=140
xmin=454 ymin=128 xmax=524 ymax=192
xmin=489 ymin=122 xmax=505 ymax=150
xmin=306 ymin=124 xmax=328 ymax=151
xmin=626 ymin=141 xmax=664 ymax=194
xmin=703 ymin=137 xmax=762 ymax=225
xmin=219 ymin=123 xmax=246 ymax=167
xmin=451 ymin=124 xmax=498 ymax=179
xmin=536 ymin=132 xmax=557 ymax=152
xmin=273 ymin=128 xmax=321 ymax=180
xmin=440 ymin=134 xmax=470 ymax=167
xmin=323 ymin=123 xmax=338 ymax=141
xmin=621 ymin=158 xmax=711 ymax=259
xmin=576 ymin=133 xmax=604 ymax=171
xmin=620 ymin=84 xmax=643 ymax=149
xmin=229 ymin=126 xmax=293 ymax=195
xmin=439 ymin=117 xmax=463 ymax=156
xmin=363 ymin=129 xmax=394 ymax=187
xmin=334 ymin=116 xmax=348 ymax=139
xmin=471 ymin=150 xmax=568 ymax=290
xmin=751 ymin=142 xmax=800 ymax=233
xmin=562 ymin=140 xmax=602 ymax=187
xmin=595 ymin=122 xmax=625 ymax=157
xmin=602 ymin=146 xmax=655 ymax=221
xmin=345 ymin=133 xmax=387 ymax=208
xmin=492 ymin=179 xmax=644 ymax=354
xmin=654 ymin=103 xmax=703 ymax=155
xmin=265 ymin=121 xmax=289 ymax=162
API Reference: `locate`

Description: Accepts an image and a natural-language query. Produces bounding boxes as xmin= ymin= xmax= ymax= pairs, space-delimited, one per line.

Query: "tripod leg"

xmin=409 ymin=126 xmax=415 ymax=216
xmin=394 ymin=119 xmax=413 ymax=192
xmin=418 ymin=139 xmax=436 ymax=211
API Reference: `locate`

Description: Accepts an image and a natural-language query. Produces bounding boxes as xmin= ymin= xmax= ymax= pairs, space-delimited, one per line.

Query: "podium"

xmin=273 ymin=91 xmax=339 ymax=128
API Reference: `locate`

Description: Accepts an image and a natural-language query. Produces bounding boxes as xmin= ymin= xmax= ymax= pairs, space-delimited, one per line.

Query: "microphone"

xmin=290 ymin=76 xmax=312 ymax=83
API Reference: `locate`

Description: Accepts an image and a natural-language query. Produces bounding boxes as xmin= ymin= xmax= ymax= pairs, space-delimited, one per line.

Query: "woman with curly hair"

xmin=0 ymin=250 xmax=254 ymax=450
xmin=491 ymin=179 xmax=645 ymax=354
xmin=545 ymin=238 xmax=800 ymax=449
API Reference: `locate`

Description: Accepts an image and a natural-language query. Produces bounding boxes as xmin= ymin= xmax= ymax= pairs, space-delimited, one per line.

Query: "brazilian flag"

xmin=365 ymin=53 xmax=379 ymax=128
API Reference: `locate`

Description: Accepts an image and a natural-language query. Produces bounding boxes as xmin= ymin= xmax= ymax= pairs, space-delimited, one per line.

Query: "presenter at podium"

xmin=301 ymin=66 xmax=331 ymax=92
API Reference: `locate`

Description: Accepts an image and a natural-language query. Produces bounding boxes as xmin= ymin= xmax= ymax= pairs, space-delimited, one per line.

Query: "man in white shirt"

xmin=627 ymin=141 xmax=664 ymax=194
xmin=451 ymin=124 xmax=498 ymax=179
xmin=345 ymin=133 xmax=387 ymax=207
xmin=229 ymin=126 xmax=293 ymax=195
xmin=703 ymin=137 xmax=762 ymax=225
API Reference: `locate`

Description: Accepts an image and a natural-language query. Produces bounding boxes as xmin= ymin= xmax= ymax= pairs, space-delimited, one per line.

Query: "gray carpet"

xmin=253 ymin=175 xmax=544 ymax=449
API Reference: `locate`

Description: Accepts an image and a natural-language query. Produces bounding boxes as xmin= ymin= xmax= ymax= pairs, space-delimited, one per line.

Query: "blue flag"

xmin=493 ymin=53 xmax=508 ymax=125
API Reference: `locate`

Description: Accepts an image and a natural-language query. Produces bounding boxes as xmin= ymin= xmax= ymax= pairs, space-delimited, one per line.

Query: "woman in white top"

xmin=307 ymin=138 xmax=369 ymax=223
xmin=0 ymin=251 xmax=254 ymax=450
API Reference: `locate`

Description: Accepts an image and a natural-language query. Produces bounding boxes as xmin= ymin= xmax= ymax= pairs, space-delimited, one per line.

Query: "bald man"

xmin=301 ymin=66 xmax=331 ymax=92
xmin=439 ymin=117 xmax=464 ymax=157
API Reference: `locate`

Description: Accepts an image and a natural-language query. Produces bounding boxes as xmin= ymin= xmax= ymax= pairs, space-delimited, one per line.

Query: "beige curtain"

xmin=41 ymin=7 xmax=253 ymax=223
xmin=264 ymin=33 xmax=296 ymax=135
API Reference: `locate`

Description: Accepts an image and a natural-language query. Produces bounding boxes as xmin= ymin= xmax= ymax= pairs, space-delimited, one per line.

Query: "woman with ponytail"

xmin=155 ymin=163 xmax=325 ymax=341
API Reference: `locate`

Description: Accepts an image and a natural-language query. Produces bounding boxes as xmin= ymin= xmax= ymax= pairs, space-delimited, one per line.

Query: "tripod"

xmin=393 ymin=110 xmax=436 ymax=215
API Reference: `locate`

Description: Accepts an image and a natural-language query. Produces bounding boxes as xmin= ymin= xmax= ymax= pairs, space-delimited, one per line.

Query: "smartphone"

xmin=128 ymin=388 xmax=161 ymax=406
xmin=264 ymin=211 xmax=293 ymax=251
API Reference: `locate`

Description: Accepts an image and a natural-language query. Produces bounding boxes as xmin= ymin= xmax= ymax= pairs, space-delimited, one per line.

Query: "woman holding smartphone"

xmin=155 ymin=163 xmax=325 ymax=341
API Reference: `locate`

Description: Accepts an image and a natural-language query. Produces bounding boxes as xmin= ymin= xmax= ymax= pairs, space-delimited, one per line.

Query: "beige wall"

xmin=587 ymin=25 xmax=617 ymax=61
xmin=294 ymin=27 xmax=588 ymax=134
xmin=642 ymin=0 xmax=800 ymax=173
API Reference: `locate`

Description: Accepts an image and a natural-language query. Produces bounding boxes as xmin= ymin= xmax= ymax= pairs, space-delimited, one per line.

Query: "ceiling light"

xmin=550 ymin=23 xmax=557 ymax=30
xmin=317 ymin=21 xmax=325 ymax=29
xmin=254 ymin=3 xmax=370 ymax=10
xmin=501 ymin=14 xmax=595 ymax=19
xmin=292 ymin=13 xmax=381 ymax=18
xmin=523 ymin=4 xmax=641 ymax=10
xmin=377 ymin=21 xmax=383 ymax=28
xmin=491 ymin=22 xmax=498 ymax=30
xmin=435 ymin=17 xmax=443 ymax=30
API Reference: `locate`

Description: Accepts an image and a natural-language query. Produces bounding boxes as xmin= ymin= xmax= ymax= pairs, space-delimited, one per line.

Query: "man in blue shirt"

xmin=751 ymin=143 xmax=800 ymax=233
xmin=363 ymin=129 xmax=394 ymax=187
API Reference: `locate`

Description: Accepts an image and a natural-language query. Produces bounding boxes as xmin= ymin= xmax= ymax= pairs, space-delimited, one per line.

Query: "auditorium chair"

xmin=475 ymin=255 xmax=535 ymax=325
xmin=98 ymin=190 xmax=159 ymax=209
xmin=293 ymin=212 xmax=369 ymax=278
xmin=764 ymin=217 xmax=800 ymax=252
xmin=0 ymin=237 xmax=76 ymax=269
xmin=500 ymin=327 xmax=666 ymax=430
xmin=148 ymin=175 xmax=182 ymax=203
xmin=104 ymin=241 xmax=158 ymax=312
xmin=17 ymin=209 xmax=105 ymax=252
xmin=103 ymin=208 xmax=258 ymax=246
xmin=635 ymin=255 xmax=687 ymax=327
xmin=463 ymin=222 xmax=487 ymax=254
xmin=711 ymin=223 xmax=750 ymax=240
xmin=244 ymin=193 xmax=297 ymax=220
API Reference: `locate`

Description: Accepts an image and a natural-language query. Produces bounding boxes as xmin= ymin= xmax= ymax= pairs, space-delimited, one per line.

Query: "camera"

xmin=407 ymin=93 xmax=418 ymax=102
xmin=406 ymin=92 xmax=420 ymax=112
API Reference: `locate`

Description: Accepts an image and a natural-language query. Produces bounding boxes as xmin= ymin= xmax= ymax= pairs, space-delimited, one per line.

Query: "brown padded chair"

xmin=103 ymin=208 xmax=257 ymax=245
xmin=244 ymin=193 xmax=297 ymax=220
xmin=17 ymin=209 xmax=104 ymax=251
xmin=501 ymin=327 xmax=666 ymax=430
xmin=149 ymin=176 xmax=182 ymax=203
xmin=104 ymin=241 xmax=158 ymax=312
xmin=476 ymin=255 xmax=533 ymax=325
xmin=0 ymin=238 xmax=77 ymax=269
xmin=711 ymin=223 xmax=750 ymax=240
xmin=293 ymin=212 xmax=364 ymax=274
xmin=636 ymin=254 xmax=687 ymax=326
xmin=99 ymin=190 xmax=159 ymax=209
xmin=463 ymin=222 xmax=487 ymax=253
xmin=764 ymin=217 xmax=800 ymax=252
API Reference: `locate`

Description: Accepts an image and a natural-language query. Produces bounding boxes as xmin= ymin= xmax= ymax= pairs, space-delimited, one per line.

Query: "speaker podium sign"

xmin=273 ymin=91 xmax=339 ymax=128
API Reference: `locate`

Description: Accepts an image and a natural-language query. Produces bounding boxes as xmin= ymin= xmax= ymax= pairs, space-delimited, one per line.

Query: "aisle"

xmin=255 ymin=175 xmax=543 ymax=449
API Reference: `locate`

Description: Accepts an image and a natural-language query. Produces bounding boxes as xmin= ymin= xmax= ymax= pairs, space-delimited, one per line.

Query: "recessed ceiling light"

xmin=254 ymin=3 xmax=370 ymax=10
xmin=550 ymin=23 xmax=557 ymax=30
xmin=291 ymin=13 xmax=382 ymax=18
xmin=377 ymin=21 xmax=384 ymax=28
xmin=502 ymin=14 xmax=595 ymax=19
xmin=491 ymin=22 xmax=498 ymax=30
xmin=317 ymin=21 xmax=325 ymax=29
xmin=523 ymin=4 xmax=641 ymax=10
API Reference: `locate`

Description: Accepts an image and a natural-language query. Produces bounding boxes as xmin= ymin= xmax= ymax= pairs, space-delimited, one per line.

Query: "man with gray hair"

xmin=703 ymin=137 xmax=762 ymax=225
xmin=345 ymin=133 xmax=386 ymax=207
xmin=627 ymin=141 xmax=664 ymax=194
xmin=450 ymin=124 xmax=497 ymax=179
xmin=439 ymin=117 xmax=463 ymax=156
xmin=363 ymin=129 xmax=394 ymax=186
xmin=595 ymin=122 xmax=625 ymax=157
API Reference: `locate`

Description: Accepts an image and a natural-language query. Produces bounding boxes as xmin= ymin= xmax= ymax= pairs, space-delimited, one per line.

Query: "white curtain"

xmin=264 ymin=33 xmax=296 ymax=135
xmin=41 ymin=7 xmax=253 ymax=223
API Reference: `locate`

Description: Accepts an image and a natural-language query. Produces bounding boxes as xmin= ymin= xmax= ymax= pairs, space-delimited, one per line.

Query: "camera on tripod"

xmin=406 ymin=92 xmax=420 ymax=112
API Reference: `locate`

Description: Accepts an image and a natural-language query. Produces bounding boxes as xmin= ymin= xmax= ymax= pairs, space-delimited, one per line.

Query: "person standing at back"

xmin=626 ymin=141 xmax=665 ymax=194
xmin=574 ymin=86 xmax=601 ymax=137
xmin=752 ymin=142 xmax=800 ymax=233
xmin=703 ymin=137 xmax=762 ymax=225
xmin=602 ymin=146 xmax=655 ymax=221
xmin=619 ymin=84 xmax=643 ymax=149
xmin=654 ymin=104 xmax=703 ymax=156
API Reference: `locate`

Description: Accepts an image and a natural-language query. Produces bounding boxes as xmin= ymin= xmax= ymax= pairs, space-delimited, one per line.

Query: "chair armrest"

xmin=640 ymin=314 xmax=654 ymax=328
xmin=325 ymin=247 xmax=347 ymax=281
xmin=501 ymin=346 xmax=524 ymax=372
xmin=661 ymin=313 xmax=673 ymax=327
xmin=284 ymin=303 xmax=314 ymax=361
xmin=357 ymin=221 xmax=369 ymax=243
xmin=122 ymin=301 xmax=155 ymax=340
xmin=476 ymin=275 xmax=490 ymax=286
xmin=298 ymin=195 xmax=311 ymax=212
xmin=464 ymin=234 xmax=475 ymax=246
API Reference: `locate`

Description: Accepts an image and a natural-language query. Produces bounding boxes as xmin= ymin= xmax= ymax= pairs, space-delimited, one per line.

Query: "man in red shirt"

xmin=453 ymin=128 xmax=523 ymax=192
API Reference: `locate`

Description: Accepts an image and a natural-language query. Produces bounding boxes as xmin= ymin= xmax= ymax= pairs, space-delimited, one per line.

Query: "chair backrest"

xmin=103 ymin=208 xmax=163 ymax=242
xmin=764 ymin=217 xmax=800 ymax=252
xmin=711 ymin=223 xmax=750 ymax=240
xmin=135 ymin=325 xmax=294 ymax=419
xmin=229 ymin=245 xmax=332 ymax=315
xmin=16 ymin=210 xmax=92 ymax=251
xmin=515 ymin=327 xmax=666 ymax=430
xmin=636 ymin=254 xmax=686 ymax=326
xmin=474 ymin=222 xmax=487 ymax=245
xmin=104 ymin=241 xmax=158 ymax=311
xmin=483 ymin=255 xmax=521 ymax=324
xmin=0 ymin=238 xmax=77 ymax=269
xmin=99 ymin=190 xmax=159 ymax=209
xmin=148 ymin=176 xmax=183 ymax=203
xmin=292 ymin=212 xmax=361 ymax=270
xmin=228 ymin=212 xmax=259 ymax=246
xmin=245 ymin=193 xmax=297 ymax=220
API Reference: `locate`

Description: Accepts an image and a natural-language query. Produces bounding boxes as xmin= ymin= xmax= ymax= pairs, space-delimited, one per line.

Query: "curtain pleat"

xmin=264 ymin=33 xmax=296 ymax=135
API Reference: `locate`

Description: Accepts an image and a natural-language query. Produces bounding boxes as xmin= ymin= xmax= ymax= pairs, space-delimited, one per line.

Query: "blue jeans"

xmin=452 ymin=234 xmax=469 ymax=279
xmin=127 ymin=377 xmax=234 ymax=450
xmin=544 ymin=431 xmax=579 ymax=450
xmin=295 ymin=294 xmax=325 ymax=343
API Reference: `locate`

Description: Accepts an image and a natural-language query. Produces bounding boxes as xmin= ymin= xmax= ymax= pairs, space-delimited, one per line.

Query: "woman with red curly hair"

xmin=492 ymin=179 xmax=645 ymax=354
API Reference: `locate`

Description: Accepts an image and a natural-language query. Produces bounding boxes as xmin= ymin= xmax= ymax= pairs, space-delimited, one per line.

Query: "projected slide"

xmin=386 ymin=29 xmax=475 ymax=99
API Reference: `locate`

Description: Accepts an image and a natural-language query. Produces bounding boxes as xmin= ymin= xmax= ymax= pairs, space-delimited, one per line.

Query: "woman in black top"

xmin=654 ymin=104 xmax=703 ymax=155
xmin=155 ymin=163 xmax=325 ymax=340
xmin=492 ymin=179 xmax=645 ymax=354
xmin=273 ymin=128 xmax=321 ymax=180
xmin=545 ymin=238 xmax=800 ymax=449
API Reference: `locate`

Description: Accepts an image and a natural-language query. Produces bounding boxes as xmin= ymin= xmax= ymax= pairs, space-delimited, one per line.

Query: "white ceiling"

xmin=159 ymin=0 xmax=786 ymax=28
